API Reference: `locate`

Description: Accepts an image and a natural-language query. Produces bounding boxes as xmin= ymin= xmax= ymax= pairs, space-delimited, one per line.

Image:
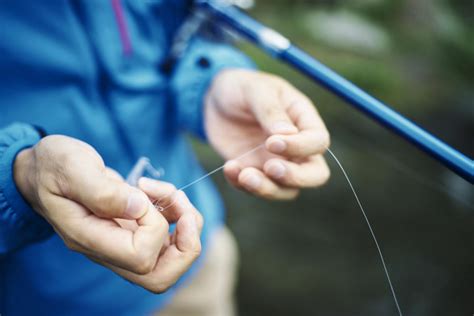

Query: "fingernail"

xmin=271 ymin=121 xmax=297 ymax=134
xmin=269 ymin=138 xmax=287 ymax=154
xmin=268 ymin=161 xmax=286 ymax=179
xmin=126 ymin=192 xmax=147 ymax=219
xmin=245 ymin=174 xmax=262 ymax=190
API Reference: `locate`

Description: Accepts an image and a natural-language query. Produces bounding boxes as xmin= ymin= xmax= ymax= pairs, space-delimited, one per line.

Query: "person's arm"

xmin=170 ymin=37 xmax=255 ymax=140
xmin=5 ymin=129 xmax=202 ymax=293
xmin=0 ymin=123 xmax=53 ymax=255
xmin=168 ymin=5 xmax=330 ymax=199
xmin=204 ymin=69 xmax=332 ymax=200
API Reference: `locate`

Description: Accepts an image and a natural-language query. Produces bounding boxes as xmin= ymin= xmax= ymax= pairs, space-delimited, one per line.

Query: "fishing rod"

xmin=194 ymin=0 xmax=473 ymax=183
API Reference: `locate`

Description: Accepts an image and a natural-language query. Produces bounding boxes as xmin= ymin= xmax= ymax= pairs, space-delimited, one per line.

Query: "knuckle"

xmin=192 ymin=245 xmax=202 ymax=259
xmin=131 ymin=254 xmax=156 ymax=275
xmin=148 ymin=282 xmax=171 ymax=294
xmin=166 ymin=182 xmax=177 ymax=191
xmin=57 ymin=153 xmax=84 ymax=174
xmin=54 ymin=170 xmax=72 ymax=197
xmin=267 ymin=73 xmax=288 ymax=86
xmin=188 ymin=242 xmax=202 ymax=260
xmin=157 ymin=182 xmax=177 ymax=197
xmin=262 ymin=102 xmax=280 ymax=117
xmin=195 ymin=212 xmax=204 ymax=230
xmin=37 ymin=135 xmax=62 ymax=152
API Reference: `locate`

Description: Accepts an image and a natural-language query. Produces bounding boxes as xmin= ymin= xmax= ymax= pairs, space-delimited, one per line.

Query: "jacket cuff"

xmin=171 ymin=38 xmax=255 ymax=140
xmin=0 ymin=123 xmax=53 ymax=254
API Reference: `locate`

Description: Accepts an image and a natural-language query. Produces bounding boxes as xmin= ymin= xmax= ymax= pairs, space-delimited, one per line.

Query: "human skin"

xmin=206 ymin=69 xmax=330 ymax=200
xmin=14 ymin=136 xmax=203 ymax=293
xmin=13 ymin=69 xmax=330 ymax=292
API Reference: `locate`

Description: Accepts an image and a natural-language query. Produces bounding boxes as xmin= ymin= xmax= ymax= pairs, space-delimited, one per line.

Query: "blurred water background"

xmin=192 ymin=0 xmax=473 ymax=315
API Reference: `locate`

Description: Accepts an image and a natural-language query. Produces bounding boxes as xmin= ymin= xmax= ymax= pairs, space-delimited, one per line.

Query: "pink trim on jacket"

xmin=111 ymin=0 xmax=133 ymax=56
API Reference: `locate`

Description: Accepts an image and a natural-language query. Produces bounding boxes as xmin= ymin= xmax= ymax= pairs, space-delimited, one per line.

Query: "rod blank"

xmin=196 ymin=0 xmax=473 ymax=183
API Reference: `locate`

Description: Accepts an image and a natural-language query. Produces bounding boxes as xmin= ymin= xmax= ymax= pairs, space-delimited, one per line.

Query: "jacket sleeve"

xmin=0 ymin=123 xmax=53 ymax=255
xmin=170 ymin=38 xmax=255 ymax=140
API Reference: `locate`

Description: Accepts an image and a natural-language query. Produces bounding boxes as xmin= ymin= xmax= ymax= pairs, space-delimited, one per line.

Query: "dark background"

xmin=192 ymin=0 xmax=473 ymax=315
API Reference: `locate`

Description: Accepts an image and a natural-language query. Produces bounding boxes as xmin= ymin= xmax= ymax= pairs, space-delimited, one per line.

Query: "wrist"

xmin=13 ymin=147 xmax=38 ymax=211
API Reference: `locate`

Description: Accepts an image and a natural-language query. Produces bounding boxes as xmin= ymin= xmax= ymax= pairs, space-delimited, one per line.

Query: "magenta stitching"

xmin=111 ymin=0 xmax=133 ymax=56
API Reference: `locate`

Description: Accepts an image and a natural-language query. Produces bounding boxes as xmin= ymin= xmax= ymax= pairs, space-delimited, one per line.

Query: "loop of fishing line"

xmin=144 ymin=143 xmax=402 ymax=316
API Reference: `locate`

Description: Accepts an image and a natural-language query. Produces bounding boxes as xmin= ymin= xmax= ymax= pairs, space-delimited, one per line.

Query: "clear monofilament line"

xmin=152 ymin=164 xmax=228 ymax=215
xmin=178 ymin=144 xmax=265 ymax=192
xmin=152 ymin=143 xmax=403 ymax=315
xmin=154 ymin=144 xmax=265 ymax=211
xmin=326 ymin=148 xmax=403 ymax=316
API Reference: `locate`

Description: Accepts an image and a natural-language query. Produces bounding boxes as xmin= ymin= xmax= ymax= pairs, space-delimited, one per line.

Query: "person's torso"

xmin=0 ymin=1 xmax=223 ymax=314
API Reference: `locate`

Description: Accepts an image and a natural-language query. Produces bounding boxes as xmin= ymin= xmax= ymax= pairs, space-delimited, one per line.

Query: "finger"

xmin=104 ymin=170 xmax=138 ymax=230
xmin=266 ymin=129 xmax=330 ymax=158
xmin=238 ymin=167 xmax=299 ymax=200
xmin=161 ymin=191 xmax=204 ymax=234
xmin=114 ymin=217 xmax=139 ymax=232
xmin=263 ymin=156 xmax=331 ymax=188
xmin=47 ymin=195 xmax=169 ymax=275
xmin=66 ymin=163 xmax=150 ymax=220
xmin=138 ymin=178 xmax=187 ymax=223
xmin=138 ymin=179 xmax=203 ymax=232
xmin=105 ymin=167 xmax=124 ymax=181
xmin=223 ymin=160 xmax=243 ymax=189
xmin=246 ymin=80 xmax=298 ymax=136
xmin=138 ymin=178 xmax=177 ymax=199
xmin=266 ymin=86 xmax=330 ymax=158
xmin=138 ymin=177 xmax=176 ymax=204
xmin=281 ymin=82 xmax=327 ymax=132
xmin=102 ymin=210 xmax=202 ymax=294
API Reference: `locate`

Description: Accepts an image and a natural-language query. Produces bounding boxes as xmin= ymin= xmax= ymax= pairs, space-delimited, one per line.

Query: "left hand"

xmin=205 ymin=69 xmax=330 ymax=200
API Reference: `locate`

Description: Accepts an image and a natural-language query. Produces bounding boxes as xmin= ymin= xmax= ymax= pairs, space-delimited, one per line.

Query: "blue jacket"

xmin=0 ymin=1 xmax=253 ymax=315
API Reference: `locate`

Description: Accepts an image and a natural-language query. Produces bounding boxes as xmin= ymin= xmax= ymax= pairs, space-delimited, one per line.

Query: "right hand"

xmin=13 ymin=135 xmax=203 ymax=293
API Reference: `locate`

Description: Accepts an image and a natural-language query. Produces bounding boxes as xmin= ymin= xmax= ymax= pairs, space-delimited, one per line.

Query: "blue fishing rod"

xmin=194 ymin=0 xmax=473 ymax=183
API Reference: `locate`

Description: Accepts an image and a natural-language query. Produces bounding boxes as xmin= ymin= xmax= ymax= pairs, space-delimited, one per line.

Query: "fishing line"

xmin=328 ymin=120 xmax=472 ymax=209
xmin=179 ymin=144 xmax=265 ymax=192
xmin=326 ymin=148 xmax=403 ymax=316
xmin=158 ymin=7 xmax=403 ymax=313
xmin=152 ymin=144 xmax=265 ymax=210
xmin=151 ymin=143 xmax=403 ymax=315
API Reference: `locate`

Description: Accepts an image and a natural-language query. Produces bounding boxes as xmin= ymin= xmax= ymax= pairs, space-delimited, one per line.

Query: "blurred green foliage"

xmin=192 ymin=0 xmax=473 ymax=315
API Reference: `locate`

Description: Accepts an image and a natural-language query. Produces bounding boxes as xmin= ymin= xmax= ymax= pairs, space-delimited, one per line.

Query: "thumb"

xmin=246 ymin=81 xmax=298 ymax=136
xmin=67 ymin=167 xmax=150 ymax=220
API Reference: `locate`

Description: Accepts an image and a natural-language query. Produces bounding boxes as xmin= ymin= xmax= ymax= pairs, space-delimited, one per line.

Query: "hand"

xmin=14 ymin=135 xmax=203 ymax=293
xmin=205 ymin=69 xmax=330 ymax=200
